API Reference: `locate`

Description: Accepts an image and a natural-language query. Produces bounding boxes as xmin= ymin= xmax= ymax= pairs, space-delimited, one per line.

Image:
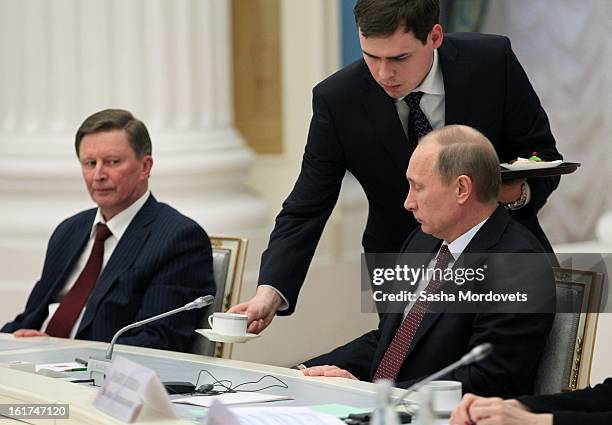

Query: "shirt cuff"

xmin=258 ymin=284 xmax=290 ymax=312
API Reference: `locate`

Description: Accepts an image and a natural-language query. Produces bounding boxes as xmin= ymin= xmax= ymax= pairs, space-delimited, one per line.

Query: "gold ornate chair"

xmin=191 ymin=236 xmax=248 ymax=358
xmin=534 ymin=267 xmax=604 ymax=394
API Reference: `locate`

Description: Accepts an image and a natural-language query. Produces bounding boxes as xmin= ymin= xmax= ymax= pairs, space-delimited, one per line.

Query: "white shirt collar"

xmin=415 ymin=49 xmax=444 ymax=96
xmin=443 ymin=215 xmax=490 ymax=260
xmin=396 ymin=49 xmax=444 ymax=103
xmin=91 ymin=190 xmax=151 ymax=240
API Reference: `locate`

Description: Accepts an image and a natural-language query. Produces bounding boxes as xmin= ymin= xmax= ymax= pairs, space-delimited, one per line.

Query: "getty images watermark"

xmin=361 ymin=252 xmax=611 ymax=314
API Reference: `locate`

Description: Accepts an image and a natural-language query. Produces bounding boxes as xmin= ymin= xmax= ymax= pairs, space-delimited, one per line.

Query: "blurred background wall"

xmin=0 ymin=0 xmax=610 ymax=384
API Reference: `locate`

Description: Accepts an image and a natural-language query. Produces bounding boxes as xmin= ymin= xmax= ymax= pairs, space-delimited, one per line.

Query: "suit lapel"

xmin=77 ymin=196 xmax=159 ymax=334
xmin=370 ymin=208 xmax=512 ymax=378
xmin=370 ymin=235 xmax=441 ymax=374
xmin=371 ymin=209 xmax=510 ymax=375
xmin=47 ymin=214 xmax=95 ymax=305
xmin=359 ymin=62 xmax=413 ymax=175
xmin=438 ymin=37 xmax=474 ymax=126
xmin=409 ymin=208 xmax=511 ymax=347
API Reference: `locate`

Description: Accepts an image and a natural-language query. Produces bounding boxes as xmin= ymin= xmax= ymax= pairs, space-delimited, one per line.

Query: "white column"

xmin=0 ymin=0 xmax=268 ymax=320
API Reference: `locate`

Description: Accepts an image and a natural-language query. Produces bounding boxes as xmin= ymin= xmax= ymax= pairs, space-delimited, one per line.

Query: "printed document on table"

xmin=173 ymin=392 xmax=293 ymax=408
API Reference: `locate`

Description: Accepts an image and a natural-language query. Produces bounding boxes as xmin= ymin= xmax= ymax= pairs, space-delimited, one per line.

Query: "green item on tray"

xmin=528 ymin=152 xmax=542 ymax=161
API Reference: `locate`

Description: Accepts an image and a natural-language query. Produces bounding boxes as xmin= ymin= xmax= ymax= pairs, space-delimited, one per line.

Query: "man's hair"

xmin=354 ymin=0 xmax=440 ymax=42
xmin=75 ymin=109 xmax=152 ymax=158
xmin=426 ymin=125 xmax=500 ymax=203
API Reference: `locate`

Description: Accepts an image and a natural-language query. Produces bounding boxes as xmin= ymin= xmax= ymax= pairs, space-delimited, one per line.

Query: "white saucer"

xmin=195 ymin=329 xmax=259 ymax=343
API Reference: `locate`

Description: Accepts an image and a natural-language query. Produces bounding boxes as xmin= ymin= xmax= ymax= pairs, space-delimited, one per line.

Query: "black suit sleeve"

xmin=1 ymin=219 xmax=78 ymax=333
xmin=517 ymin=378 xmax=612 ymax=424
xmin=499 ymin=37 xmax=562 ymax=222
xmin=552 ymin=412 xmax=612 ymax=425
xmin=304 ymin=327 xmax=383 ymax=381
xmin=257 ymin=88 xmax=346 ymax=313
xmin=116 ymin=223 xmax=215 ymax=353
xmin=1 ymin=278 xmax=46 ymax=332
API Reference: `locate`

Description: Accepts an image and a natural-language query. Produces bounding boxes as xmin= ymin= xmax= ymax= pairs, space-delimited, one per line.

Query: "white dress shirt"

xmin=41 ymin=191 xmax=151 ymax=337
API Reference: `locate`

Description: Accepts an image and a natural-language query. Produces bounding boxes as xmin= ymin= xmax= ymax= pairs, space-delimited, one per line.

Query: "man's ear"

xmin=456 ymin=175 xmax=472 ymax=204
xmin=430 ymin=24 xmax=444 ymax=49
xmin=141 ymin=155 xmax=153 ymax=179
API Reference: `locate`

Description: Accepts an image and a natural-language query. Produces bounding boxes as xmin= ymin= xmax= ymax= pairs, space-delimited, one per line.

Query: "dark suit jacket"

xmin=259 ymin=33 xmax=562 ymax=314
xmin=305 ymin=207 xmax=556 ymax=398
xmin=518 ymin=378 xmax=612 ymax=425
xmin=2 ymin=195 xmax=215 ymax=353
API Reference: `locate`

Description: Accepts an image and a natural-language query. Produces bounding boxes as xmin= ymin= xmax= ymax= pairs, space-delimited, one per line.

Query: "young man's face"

xmin=359 ymin=24 xmax=443 ymax=99
xmin=79 ymin=129 xmax=152 ymax=221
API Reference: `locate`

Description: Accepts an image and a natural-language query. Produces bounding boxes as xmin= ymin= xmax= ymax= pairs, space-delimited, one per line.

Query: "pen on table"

xmin=65 ymin=367 xmax=88 ymax=372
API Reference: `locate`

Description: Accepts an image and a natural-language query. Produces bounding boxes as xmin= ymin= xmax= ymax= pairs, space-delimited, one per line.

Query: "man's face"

xmin=359 ymin=25 xmax=443 ymax=98
xmin=79 ymin=130 xmax=152 ymax=220
xmin=404 ymin=142 xmax=458 ymax=240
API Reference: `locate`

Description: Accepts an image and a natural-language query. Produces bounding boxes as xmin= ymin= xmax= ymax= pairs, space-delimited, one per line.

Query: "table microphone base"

xmin=87 ymin=357 xmax=112 ymax=386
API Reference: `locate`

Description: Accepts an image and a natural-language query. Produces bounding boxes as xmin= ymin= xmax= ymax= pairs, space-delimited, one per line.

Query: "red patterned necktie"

xmin=405 ymin=91 xmax=433 ymax=148
xmin=45 ymin=223 xmax=112 ymax=338
xmin=373 ymin=244 xmax=453 ymax=382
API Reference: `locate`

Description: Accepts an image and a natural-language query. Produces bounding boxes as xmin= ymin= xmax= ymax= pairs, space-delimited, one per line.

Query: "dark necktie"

xmin=405 ymin=91 xmax=433 ymax=148
xmin=46 ymin=223 xmax=112 ymax=338
xmin=373 ymin=244 xmax=453 ymax=382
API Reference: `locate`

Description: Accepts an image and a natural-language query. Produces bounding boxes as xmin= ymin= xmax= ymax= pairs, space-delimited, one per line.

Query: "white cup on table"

xmin=424 ymin=380 xmax=462 ymax=416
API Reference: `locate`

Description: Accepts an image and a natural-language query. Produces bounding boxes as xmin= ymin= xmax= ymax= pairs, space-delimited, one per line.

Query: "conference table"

xmin=0 ymin=334 xmax=440 ymax=424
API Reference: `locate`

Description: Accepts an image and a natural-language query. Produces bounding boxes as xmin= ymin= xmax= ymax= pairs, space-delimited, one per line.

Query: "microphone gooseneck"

xmin=104 ymin=295 xmax=215 ymax=360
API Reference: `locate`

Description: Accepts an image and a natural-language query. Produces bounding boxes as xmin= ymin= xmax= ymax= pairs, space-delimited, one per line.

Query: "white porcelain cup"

xmin=207 ymin=312 xmax=248 ymax=336
xmin=425 ymin=380 xmax=462 ymax=416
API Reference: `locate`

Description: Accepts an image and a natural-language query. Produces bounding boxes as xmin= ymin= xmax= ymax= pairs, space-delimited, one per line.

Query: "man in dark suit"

xmin=1 ymin=109 xmax=215 ymax=353
xmin=301 ymin=126 xmax=555 ymax=397
xmin=451 ymin=378 xmax=612 ymax=425
xmin=230 ymin=0 xmax=562 ymax=334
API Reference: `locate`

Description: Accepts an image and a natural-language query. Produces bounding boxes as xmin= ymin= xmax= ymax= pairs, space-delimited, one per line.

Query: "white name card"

xmin=93 ymin=356 xmax=178 ymax=423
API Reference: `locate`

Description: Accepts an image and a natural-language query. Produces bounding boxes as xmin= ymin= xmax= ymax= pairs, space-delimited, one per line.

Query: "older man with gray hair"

xmin=302 ymin=125 xmax=556 ymax=398
xmin=2 ymin=109 xmax=216 ymax=353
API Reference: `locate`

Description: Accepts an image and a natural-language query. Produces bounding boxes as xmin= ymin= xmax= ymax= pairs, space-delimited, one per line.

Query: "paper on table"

xmin=173 ymin=392 xmax=293 ymax=408
xmin=204 ymin=401 xmax=345 ymax=425
xmin=35 ymin=362 xmax=85 ymax=372
xmin=310 ymin=403 xmax=371 ymax=418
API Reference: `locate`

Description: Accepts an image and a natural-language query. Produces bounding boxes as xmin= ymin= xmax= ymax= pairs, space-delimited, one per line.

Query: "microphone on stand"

xmin=344 ymin=344 xmax=494 ymax=425
xmin=395 ymin=342 xmax=493 ymax=406
xmin=87 ymin=295 xmax=215 ymax=385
